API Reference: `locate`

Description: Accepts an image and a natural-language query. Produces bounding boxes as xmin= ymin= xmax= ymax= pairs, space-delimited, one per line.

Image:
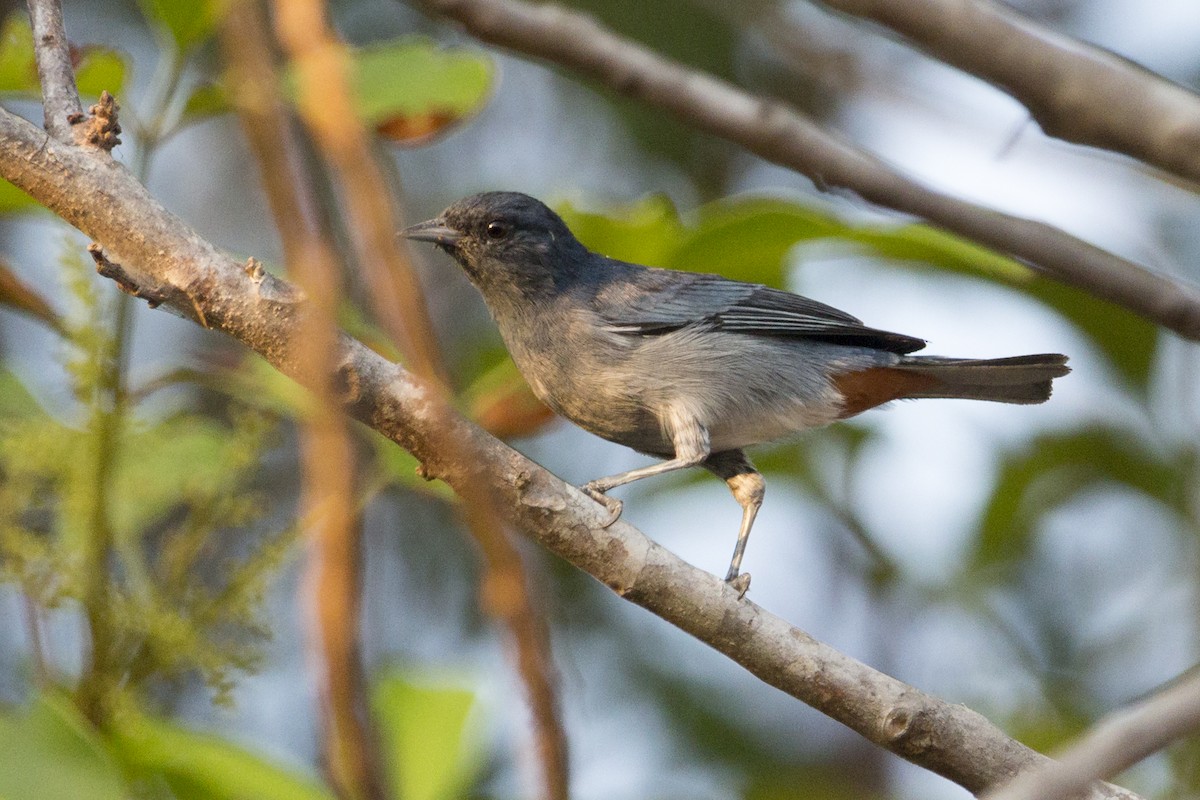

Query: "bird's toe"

xmin=726 ymin=571 xmax=751 ymax=598
xmin=581 ymin=484 xmax=623 ymax=528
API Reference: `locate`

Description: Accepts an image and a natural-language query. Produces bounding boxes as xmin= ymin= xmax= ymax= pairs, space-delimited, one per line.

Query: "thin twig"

xmin=269 ymin=2 xmax=570 ymax=797
xmin=0 ymin=106 xmax=1142 ymax=798
xmin=811 ymin=0 xmax=1200 ymax=187
xmin=416 ymin=0 xmax=1200 ymax=341
xmin=221 ymin=5 xmax=386 ymax=799
xmin=984 ymin=669 xmax=1200 ymax=800
xmin=24 ymin=0 xmax=125 ymax=726
xmin=25 ymin=0 xmax=83 ymax=142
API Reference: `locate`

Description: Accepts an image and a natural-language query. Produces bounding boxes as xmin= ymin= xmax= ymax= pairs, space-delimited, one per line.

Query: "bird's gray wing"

xmin=596 ymin=269 xmax=925 ymax=354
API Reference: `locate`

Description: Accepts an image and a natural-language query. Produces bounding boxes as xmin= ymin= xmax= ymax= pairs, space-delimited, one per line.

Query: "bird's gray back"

xmin=491 ymin=286 xmax=895 ymax=456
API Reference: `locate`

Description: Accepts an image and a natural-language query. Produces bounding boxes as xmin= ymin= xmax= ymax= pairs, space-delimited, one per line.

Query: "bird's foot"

xmin=725 ymin=570 xmax=751 ymax=599
xmin=581 ymin=482 xmax=623 ymax=528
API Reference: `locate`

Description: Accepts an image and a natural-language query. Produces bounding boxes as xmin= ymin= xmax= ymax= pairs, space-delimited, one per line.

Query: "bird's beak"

xmin=400 ymin=218 xmax=464 ymax=247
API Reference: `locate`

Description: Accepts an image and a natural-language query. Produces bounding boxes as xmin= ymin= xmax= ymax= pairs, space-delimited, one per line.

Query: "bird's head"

xmin=402 ymin=192 xmax=589 ymax=300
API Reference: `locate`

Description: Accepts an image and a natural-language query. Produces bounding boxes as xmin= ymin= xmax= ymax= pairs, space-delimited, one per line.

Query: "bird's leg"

xmin=582 ymin=405 xmax=709 ymax=528
xmin=703 ymin=450 xmax=764 ymax=597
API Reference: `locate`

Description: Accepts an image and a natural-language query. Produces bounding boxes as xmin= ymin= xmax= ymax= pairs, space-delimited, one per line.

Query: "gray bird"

xmin=403 ymin=191 xmax=1069 ymax=591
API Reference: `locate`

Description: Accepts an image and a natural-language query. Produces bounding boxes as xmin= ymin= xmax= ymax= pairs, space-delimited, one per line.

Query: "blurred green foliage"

xmin=0 ymin=12 xmax=129 ymax=213
xmin=0 ymin=676 xmax=484 ymax=800
xmin=971 ymin=427 xmax=1190 ymax=577
xmin=0 ymin=14 xmax=127 ymax=99
xmin=371 ymin=672 xmax=483 ymax=800
xmin=0 ymin=246 xmax=294 ymax=710
xmin=136 ymin=0 xmax=219 ymax=53
xmin=0 ymin=694 xmax=125 ymax=800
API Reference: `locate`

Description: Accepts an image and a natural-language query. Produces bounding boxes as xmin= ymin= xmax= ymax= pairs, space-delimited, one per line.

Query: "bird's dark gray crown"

xmin=442 ymin=191 xmax=578 ymax=246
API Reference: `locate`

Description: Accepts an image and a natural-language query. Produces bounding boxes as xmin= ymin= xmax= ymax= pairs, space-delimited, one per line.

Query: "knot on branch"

xmin=882 ymin=699 xmax=935 ymax=754
xmin=244 ymin=257 xmax=266 ymax=282
xmin=74 ymin=90 xmax=122 ymax=150
xmin=334 ymin=360 xmax=362 ymax=404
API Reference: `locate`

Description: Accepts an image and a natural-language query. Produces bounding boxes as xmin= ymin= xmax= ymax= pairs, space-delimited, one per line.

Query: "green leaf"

xmin=1025 ymin=280 xmax=1156 ymax=390
xmin=0 ymin=178 xmax=42 ymax=214
xmin=137 ymin=0 xmax=219 ymax=52
xmin=74 ymin=46 xmax=127 ymax=99
xmin=0 ymin=694 xmax=126 ymax=800
xmin=182 ymin=81 xmax=232 ymax=123
xmin=970 ymin=427 xmax=1186 ymax=575
xmin=0 ymin=14 xmax=38 ymax=93
xmin=670 ymin=198 xmax=842 ymax=285
xmin=845 ymin=223 xmax=1031 ymax=283
xmin=556 ymin=194 xmax=683 ymax=267
xmin=110 ymin=714 xmax=335 ymax=800
xmin=348 ymin=38 xmax=493 ymax=145
xmin=371 ymin=671 xmax=482 ymax=800
xmin=0 ymin=15 xmax=125 ymax=100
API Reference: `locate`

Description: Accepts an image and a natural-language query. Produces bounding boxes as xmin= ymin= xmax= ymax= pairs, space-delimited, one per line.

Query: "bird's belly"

xmin=527 ymin=370 xmax=673 ymax=456
xmin=706 ymin=398 xmax=844 ymax=452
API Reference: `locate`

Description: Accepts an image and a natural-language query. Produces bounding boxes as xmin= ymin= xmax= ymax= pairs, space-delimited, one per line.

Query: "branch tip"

xmin=88 ymin=243 xmax=162 ymax=307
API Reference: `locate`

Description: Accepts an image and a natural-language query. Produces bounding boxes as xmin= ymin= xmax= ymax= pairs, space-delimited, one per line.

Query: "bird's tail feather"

xmin=894 ymin=353 xmax=1070 ymax=405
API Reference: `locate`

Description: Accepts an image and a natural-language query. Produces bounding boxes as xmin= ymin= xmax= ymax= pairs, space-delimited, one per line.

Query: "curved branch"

xmin=416 ymin=0 xmax=1200 ymax=341
xmin=0 ymin=105 xmax=1141 ymax=800
xmin=815 ymin=0 xmax=1200 ymax=186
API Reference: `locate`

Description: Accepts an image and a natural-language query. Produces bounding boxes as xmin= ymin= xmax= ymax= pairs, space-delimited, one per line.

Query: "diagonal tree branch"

xmin=810 ymin=0 xmax=1200 ymax=187
xmin=0 ymin=104 xmax=1141 ymax=800
xmin=25 ymin=0 xmax=83 ymax=142
xmin=414 ymin=0 xmax=1200 ymax=342
xmin=984 ymin=669 xmax=1200 ymax=800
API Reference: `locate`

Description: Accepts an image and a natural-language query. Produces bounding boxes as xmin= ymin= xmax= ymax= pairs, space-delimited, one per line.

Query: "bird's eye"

xmin=485 ymin=221 xmax=510 ymax=241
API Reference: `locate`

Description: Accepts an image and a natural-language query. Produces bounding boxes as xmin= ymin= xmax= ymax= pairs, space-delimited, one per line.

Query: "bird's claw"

xmin=581 ymin=482 xmax=623 ymax=528
xmin=725 ymin=571 xmax=751 ymax=598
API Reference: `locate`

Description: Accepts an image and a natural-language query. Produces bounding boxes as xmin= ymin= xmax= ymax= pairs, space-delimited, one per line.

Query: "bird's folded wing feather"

xmin=596 ymin=269 xmax=925 ymax=354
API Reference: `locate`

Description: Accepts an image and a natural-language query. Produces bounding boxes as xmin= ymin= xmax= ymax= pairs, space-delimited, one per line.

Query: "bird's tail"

xmin=893 ymin=353 xmax=1070 ymax=404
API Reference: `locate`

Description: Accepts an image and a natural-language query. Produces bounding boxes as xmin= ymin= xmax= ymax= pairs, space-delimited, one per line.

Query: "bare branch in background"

xmin=0 ymin=258 xmax=64 ymax=332
xmin=0 ymin=107 xmax=1143 ymax=799
xmin=265 ymin=1 xmax=569 ymax=797
xmin=811 ymin=0 xmax=1200 ymax=187
xmin=272 ymin=0 xmax=447 ymax=385
xmin=984 ymin=669 xmax=1200 ymax=800
xmin=221 ymin=2 xmax=323 ymax=267
xmin=25 ymin=0 xmax=83 ymax=141
xmin=415 ymin=0 xmax=1200 ymax=341
xmin=221 ymin=4 xmax=385 ymax=798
